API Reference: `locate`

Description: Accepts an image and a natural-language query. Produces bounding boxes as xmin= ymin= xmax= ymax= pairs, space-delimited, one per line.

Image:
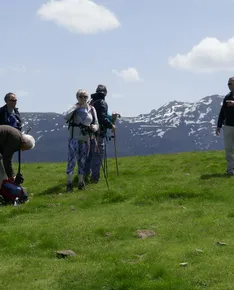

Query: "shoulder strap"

xmin=90 ymin=106 xmax=97 ymax=125
xmin=18 ymin=150 xmax=21 ymax=174
xmin=66 ymin=111 xmax=75 ymax=138
xmin=91 ymin=99 xmax=103 ymax=107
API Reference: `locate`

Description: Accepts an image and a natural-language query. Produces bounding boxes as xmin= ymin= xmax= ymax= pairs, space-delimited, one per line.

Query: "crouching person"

xmin=0 ymin=125 xmax=35 ymax=185
xmin=64 ymin=89 xmax=99 ymax=192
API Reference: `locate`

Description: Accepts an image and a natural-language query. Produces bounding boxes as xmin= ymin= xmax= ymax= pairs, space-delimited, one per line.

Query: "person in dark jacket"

xmin=0 ymin=92 xmax=22 ymax=131
xmin=216 ymin=77 xmax=234 ymax=175
xmin=84 ymin=84 xmax=115 ymax=183
xmin=0 ymin=125 xmax=35 ymax=185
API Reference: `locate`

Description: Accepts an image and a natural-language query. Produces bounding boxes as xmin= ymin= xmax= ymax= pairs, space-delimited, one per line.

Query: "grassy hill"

xmin=0 ymin=151 xmax=234 ymax=290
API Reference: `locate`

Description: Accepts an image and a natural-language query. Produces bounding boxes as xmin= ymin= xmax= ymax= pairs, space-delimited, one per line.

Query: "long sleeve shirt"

xmin=217 ymin=92 xmax=234 ymax=128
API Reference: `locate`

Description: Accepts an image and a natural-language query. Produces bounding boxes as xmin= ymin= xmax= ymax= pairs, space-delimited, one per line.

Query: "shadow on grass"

xmin=39 ymin=176 xmax=79 ymax=196
xmin=200 ymin=173 xmax=230 ymax=180
xmin=168 ymin=192 xmax=198 ymax=199
xmin=39 ymin=183 xmax=66 ymax=195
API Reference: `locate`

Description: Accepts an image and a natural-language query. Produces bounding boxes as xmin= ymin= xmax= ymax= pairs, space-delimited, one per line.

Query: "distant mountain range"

xmin=19 ymin=94 xmax=224 ymax=163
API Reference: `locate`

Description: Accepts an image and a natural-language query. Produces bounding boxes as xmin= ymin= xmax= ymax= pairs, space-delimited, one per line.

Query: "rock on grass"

xmin=56 ymin=250 xmax=77 ymax=258
xmin=136 ymin=230 xmax=156 ymax=239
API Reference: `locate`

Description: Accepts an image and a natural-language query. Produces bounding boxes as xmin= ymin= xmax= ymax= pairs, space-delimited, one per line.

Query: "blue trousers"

xmin=66 ymin=138 xmax=89 ymax=175
xmin=84 ymin=136 xmax=105 ymax=181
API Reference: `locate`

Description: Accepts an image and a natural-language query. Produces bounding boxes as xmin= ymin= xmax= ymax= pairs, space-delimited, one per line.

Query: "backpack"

xmin=67 ymin=106 xmax=96 ymax=138
xmin=0 ymin=179 xmax=28 ymax=205
xmin=0 ymin=150 xmax=27 ymax=205
xmin=89 ymin=99 xmax=107 ymax=135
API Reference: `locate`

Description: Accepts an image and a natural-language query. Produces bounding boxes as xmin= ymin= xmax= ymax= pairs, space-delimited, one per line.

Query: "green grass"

xmin=0 ymin=150 xmax=234 ymax=289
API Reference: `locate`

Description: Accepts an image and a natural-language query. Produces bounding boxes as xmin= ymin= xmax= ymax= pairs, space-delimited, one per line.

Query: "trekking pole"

xmin=111 ymin=113 xmax=121 ymax=176
xmin=93 ymin=137 xmax=110 ymax=190
xmin=113 ymin=129 xmax=119 ymax=176
xmin=26 ymin=127 xmax=32 ymax=134
xmin=104 ymin=138 xmax=108 ymax=177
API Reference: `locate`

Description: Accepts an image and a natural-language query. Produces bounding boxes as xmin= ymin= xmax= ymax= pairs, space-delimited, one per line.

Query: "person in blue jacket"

xmin=0 ymin=92 xmax=22 ymax=131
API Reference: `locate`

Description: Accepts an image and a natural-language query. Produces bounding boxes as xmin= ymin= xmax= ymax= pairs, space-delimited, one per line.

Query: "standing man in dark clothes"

xmin=216 ymin=77 xmax=234 ymax=175
xmin=0 ymin=125 xmax=35 ymax=185
xmin=0 ymin=92 xmax=22 ymax=131
xmin=84 ymin=84 xmax=115 ymax=183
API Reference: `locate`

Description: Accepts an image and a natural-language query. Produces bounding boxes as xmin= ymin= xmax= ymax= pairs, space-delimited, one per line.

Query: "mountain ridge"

xmin=17 ymin=94 xmax=225 ymax=162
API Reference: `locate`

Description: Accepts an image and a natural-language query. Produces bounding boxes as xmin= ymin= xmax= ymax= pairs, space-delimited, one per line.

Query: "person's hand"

xmin=216 ymin=127 xmax=221 ymax=136
xmin=112 ymin=112 xmax=121 ymax=118
xmin=226 ymin=100 xmax=234 ymax=106
xmin=112 ymin=124 xmax=116 ymax=132
xmin=8 ymin=176 xmax=15 ymax=182
xmin=89 ymin=124 xmax=95 ymax=131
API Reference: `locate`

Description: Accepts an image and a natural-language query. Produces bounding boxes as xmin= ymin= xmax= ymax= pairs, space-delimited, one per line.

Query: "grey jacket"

xmin=64 ymin=104 xmax=99 ymax=141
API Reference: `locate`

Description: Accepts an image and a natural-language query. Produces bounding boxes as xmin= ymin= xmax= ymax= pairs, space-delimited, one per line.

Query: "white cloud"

xmin=0 ymin=68 xmax=5 ymax=75
xmin=168 ymin=37 xmax=234 ymax=73
xmin=9 ymin=66 xmax=26 ymax=73
xmin=37 ymin=0 xmax=120 ymax=34
xmin=112 ymin=67 xmax=142 ymax=82
xmin=0 ymin=66 xmax=26 ymax=74
xmin=111 ymin=93 xmax=124 ymax=99
xmin=16 ymin=90 xmax=29 ymax=97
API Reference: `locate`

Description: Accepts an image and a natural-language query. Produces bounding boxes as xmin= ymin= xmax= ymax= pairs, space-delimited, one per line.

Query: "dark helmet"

xmin=96 ymin=84 xmax=107 ymax=95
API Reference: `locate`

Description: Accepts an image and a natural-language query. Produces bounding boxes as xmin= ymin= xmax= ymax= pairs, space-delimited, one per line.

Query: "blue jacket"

xmin=0 ymin=105 xmax=22 ymax=131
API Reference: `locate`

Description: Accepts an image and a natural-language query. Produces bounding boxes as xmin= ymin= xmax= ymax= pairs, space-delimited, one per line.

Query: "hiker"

xmin=0 ymin=125 xmax=35 ymax=185
xmin=63 ymin=89 xmax=99 ymax=191
xmin=84 ymin=84 xmax=116 ymax=183
xmin=0 ymin=92 xmax=22 ymax=131
xmin=216 ymin=76 xmax=234 ymax=175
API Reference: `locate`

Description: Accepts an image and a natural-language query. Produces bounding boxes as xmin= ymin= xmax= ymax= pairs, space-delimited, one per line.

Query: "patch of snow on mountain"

xmin=184 ymin=120 xmax=195 ymax=125
xmin=199 ymin=113 xmax=206 ymax=119
xmin=188 ymin=128 xmax=196 ymax=136
xmin=201 ymin=98 xmax=212 ymax=105
xmin=158 ymin=131 xmax=166 ymax=138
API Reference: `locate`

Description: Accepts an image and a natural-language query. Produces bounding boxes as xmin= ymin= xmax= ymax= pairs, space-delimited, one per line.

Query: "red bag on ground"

xmin=0 ymin=179 xmax=28 ymax=204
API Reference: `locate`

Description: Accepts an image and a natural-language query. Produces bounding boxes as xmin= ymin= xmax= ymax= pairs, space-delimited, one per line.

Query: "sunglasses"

xmin=9 ymin=99 xmax=17 ymax=102
xmin=79 ymin=96 xmax=87 ymax=99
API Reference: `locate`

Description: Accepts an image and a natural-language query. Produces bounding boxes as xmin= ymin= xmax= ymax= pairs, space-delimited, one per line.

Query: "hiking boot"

xmin=227 ymin=169 xmax=234 ymax=176
xmin=90 ymin=176 xmax=99 ymax=184
xmin=78 ymin=181 xmax=86 ymax=190
xmin=66 ymin=183 xmax=73 ymax=192
xmin=84 ymin=174 xmax=90 ymax=184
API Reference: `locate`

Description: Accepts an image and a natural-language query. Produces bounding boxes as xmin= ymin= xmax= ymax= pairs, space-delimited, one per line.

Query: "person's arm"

xmin=98 ymin=101 xmax=114 ymax=129
xmin=90 ymin=107 xmax=99 ymax=132
xmin=0 ymin=107 xmax=7 ymax=126
xmin=216 ymin=98 xmax=226 ymax=136
xmin=217 ymin=106 xmax=225 ymax=129
xmin=63 ymin=105 xmax=77 ymax=121
xmin=2 ymin=149 xmax=15 ymax=178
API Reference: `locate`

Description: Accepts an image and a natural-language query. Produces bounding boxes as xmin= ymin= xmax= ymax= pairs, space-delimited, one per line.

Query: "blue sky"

xmin=0 ymin=0 xmax=234 ymax=116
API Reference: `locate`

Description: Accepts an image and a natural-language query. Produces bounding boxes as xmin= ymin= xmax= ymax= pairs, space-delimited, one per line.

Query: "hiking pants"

xmin=0 ymin=157 xmax=7 ymax=186
xmin=84 ymin=136 xmax=105 ymax=181
xmin=66 ymin=138 xmax=89 ymax=176
xmin=223 ymin=125 xmax=234 ymax=172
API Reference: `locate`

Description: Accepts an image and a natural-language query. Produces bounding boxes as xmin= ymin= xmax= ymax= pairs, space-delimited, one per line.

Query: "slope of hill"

xmin=19 ymin=94 xmax=224 ymax=162
xmin=0 ymin=152 xmax=233 ymax=290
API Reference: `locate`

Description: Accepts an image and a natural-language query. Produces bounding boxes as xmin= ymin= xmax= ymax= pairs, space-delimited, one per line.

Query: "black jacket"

xmin=0 ymin=125 xmax=23 ymax=177
xmin=0 ymin=105 xmax=22 ymax=131
xmin=90 ymin=93 xmax=113 ymax=136
xmin=217 ymin=92 xmax=234 ymax=128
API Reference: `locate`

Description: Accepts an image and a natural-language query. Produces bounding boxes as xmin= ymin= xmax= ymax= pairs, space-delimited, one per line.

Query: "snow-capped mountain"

xmin=19 ymin=94 xmax=224 ymax=162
